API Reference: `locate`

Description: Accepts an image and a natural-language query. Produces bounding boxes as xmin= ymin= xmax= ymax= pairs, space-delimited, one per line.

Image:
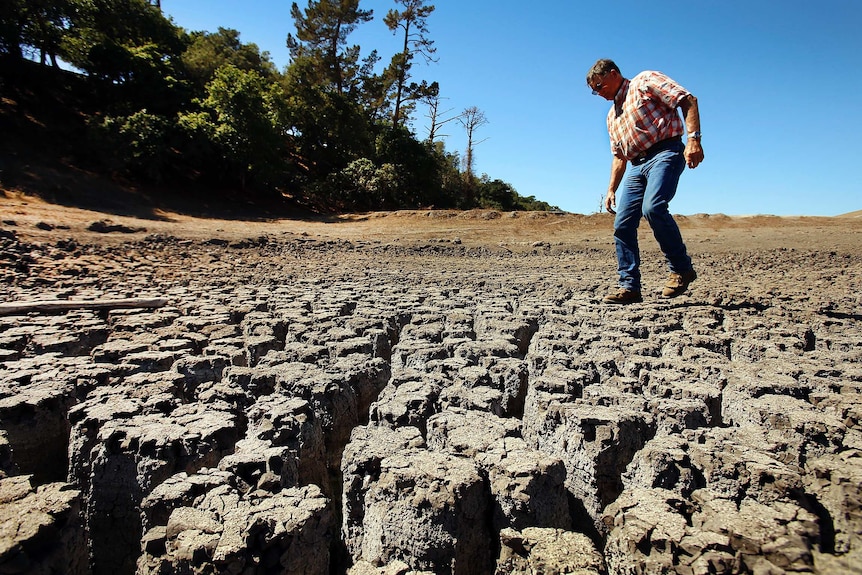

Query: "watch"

xmin=689 ymin=131 xmax=702 ymax=140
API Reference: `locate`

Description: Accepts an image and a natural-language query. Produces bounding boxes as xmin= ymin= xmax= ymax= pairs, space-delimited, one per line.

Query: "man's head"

xmin=587 ymin=59 xmax=623 ymax=101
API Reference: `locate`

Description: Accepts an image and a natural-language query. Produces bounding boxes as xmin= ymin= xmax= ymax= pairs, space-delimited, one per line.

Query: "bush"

xmin=476 ymin=178 xmax=558 ymax=212
xmin=89 ymin=109 xmax=176 ymax=182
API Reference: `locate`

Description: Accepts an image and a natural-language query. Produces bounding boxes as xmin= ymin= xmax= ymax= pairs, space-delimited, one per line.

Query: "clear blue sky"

xmin=161 ymin=0 xmax=861 ymax=216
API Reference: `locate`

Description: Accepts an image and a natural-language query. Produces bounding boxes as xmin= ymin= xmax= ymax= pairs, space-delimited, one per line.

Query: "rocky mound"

xmin=0 ymin=219 xmax=860 ymax=575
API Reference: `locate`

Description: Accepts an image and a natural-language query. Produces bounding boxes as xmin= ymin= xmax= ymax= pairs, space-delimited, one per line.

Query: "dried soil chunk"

xmin=357 ymin=450 xmax=493 ymax=575
xmin=0 ymin=475 xmax=87 ymax=575
xmin=139 ymin=484 xmax=332 ymax=575
xmin=495 ymin=527 xmax=605 ymax=575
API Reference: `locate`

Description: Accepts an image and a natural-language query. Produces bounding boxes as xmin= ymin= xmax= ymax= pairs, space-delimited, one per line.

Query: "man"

xmin=587 ymin=59 xmax=704 ymax=304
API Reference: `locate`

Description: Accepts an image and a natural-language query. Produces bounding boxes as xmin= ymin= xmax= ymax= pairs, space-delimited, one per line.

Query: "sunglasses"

xmin=590 ymin=71 xmax=613 ymax=95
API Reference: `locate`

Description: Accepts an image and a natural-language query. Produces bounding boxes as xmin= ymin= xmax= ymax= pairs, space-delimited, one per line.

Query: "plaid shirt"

xmin=607 ymin=71 xmax=689 ymax=160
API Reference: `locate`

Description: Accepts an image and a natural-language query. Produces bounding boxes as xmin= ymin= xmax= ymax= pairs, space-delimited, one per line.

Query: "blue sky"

xmin=161 ymin=0 xmax=861 ymax=216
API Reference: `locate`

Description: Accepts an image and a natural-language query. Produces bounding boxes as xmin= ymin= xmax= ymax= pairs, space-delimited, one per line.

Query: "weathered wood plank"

xmin=0 ymin=298 xmax=169 ymax=316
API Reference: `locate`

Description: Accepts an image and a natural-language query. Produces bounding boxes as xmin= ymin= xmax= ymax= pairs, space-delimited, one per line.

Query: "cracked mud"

xmin=1 ymin=203 xmax=861 ymax=575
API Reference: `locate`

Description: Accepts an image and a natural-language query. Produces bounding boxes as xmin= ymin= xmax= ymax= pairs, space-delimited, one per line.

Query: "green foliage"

xmin=1 ymin=0 xmax=70 ymax=61
xmin=331 ymin=157 xmax=402 ymax=209
xmin=476 ymin=178 xmax=558 ymax=211
xmin=0 ymin=0 xmax=25 ymax=57
xmin=281 ymin=0 xmax=380 ymax=207
xmin=179 ymin=64 xmax=288 ymax=189
xmin=57 ymin=0 xmax=191 ymax=115
xmin=182 ymin=28 xmax=278 ymax=90
xmin=90 ymin=109 xmax=176 ymax=182
xmin=1 ymin=0 xmax=556 ymax=213
xmin=63 ymin=0 xmax=186 ymax=81
xmin=11 ymin=0 xmax=70 ymax=64
xmin=281 ymin=50 xmax=375 ymax=182
xmin=374 ymin=126 xmax=440 ymax=208
xmin=476 ymin=178 xmax=517 ymax=211
xmin=287 ymin=0 xmax=372 ymax=94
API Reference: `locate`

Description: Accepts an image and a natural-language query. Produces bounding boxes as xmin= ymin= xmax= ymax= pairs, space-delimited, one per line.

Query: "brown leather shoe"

xmin=661 ymin=269 xmax=697 ymax=298
xmin=603 ymin=289 xmax=643 ymax=305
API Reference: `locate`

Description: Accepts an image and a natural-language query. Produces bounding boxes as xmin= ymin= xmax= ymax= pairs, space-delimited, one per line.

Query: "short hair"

xmin=587 ymin=59 xmax=620 ymax=84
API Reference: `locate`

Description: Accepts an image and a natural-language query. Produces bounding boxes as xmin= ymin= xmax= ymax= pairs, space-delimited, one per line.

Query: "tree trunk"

xmin=392 ymin=21 xmax=412 ymax=129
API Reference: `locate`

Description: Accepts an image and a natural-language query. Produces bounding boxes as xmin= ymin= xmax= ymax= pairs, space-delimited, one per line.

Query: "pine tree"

xmin=383 ymin=0 xmax=437 ymax=129
xmin=286 ymin=0 xmax=372 ymax=94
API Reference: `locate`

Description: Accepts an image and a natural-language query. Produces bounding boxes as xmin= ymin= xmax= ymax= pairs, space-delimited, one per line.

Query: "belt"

xmin=631 ymin=136 xmax=682 ymax=164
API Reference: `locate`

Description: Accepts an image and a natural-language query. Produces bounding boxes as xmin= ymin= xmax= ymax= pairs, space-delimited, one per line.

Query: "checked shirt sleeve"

xmin=643 ymin=71 xmax=690 ymax=109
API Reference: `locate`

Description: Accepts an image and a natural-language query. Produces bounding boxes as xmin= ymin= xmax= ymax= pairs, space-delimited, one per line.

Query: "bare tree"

xmin=423 ymin=93 xmax=460 ymax=142
xmin=458 ymin=106 xmax=488 ymax=182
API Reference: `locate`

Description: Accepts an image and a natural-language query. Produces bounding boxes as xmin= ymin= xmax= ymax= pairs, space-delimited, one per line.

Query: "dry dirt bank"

xmin=4 ymin=189 xmax=862 ymax=251
xmin=1 ymin=193 xmax=861 ymax=575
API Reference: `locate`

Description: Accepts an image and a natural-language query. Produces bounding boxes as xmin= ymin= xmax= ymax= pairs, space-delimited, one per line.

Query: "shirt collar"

xmin=614 ymin=78 xmax=630 ymax=108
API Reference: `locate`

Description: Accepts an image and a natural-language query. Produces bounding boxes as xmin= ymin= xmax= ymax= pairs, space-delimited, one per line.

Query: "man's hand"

xmin=605 ymin=156 xmax=626 ymax=214
xmin=685 ymin=139 xmax=704 ymax=169
xmin=605 ymin=189 xmax=617 ymax=214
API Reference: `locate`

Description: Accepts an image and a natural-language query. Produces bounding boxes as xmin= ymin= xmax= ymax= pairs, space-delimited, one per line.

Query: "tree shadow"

xmin=0 ymin=160 xmax=337 ymax=224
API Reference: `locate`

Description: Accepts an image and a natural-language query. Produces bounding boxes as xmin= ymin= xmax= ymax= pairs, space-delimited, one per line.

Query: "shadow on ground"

xmin=0 ymin=160 xmax=330 ymax=224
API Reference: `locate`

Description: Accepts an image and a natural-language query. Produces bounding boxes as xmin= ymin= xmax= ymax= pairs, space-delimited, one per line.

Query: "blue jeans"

xmin=613 ymin=140 xmax=692 ymax=292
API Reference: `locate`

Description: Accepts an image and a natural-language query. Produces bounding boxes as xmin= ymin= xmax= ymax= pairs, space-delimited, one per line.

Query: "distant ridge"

xmin=838 ymin=210 xmax=862 ymax=217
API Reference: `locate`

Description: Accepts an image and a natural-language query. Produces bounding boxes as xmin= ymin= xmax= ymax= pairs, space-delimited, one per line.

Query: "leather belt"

xmin=631 ymin=136 xmax=682 ymax=164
